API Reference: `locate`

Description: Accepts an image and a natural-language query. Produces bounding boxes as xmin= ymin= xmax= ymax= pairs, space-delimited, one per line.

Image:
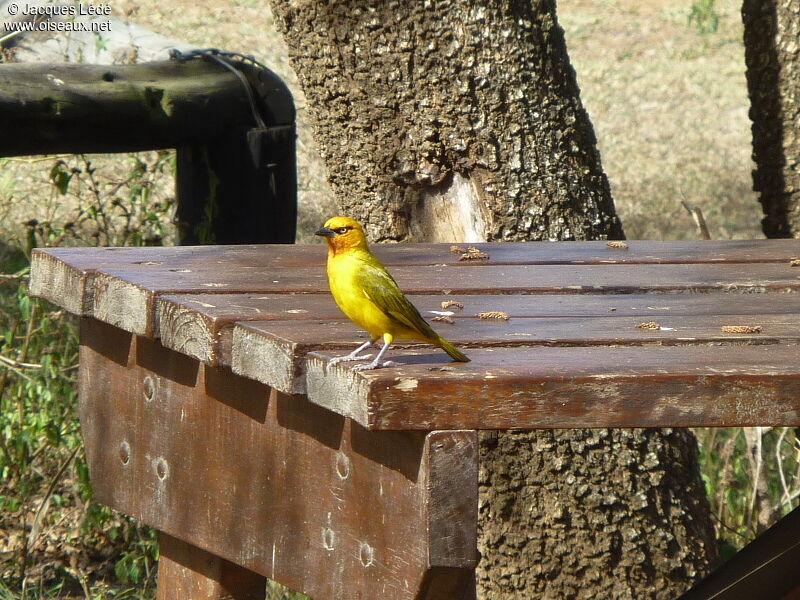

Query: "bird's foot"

xmin=351 ymin=360 xmax=400 ymax=371
xmin=329 ymin=353 xmax=373 ymax=365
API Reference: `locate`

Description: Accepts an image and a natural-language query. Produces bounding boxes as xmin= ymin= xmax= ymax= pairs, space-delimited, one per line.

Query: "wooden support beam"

xmin=0 ymin=58 xmax=297 ymax=244
xmin=156 ymin=533 xmax=266 ymax=600
xmin=679 ymin=505 xmax=800 ymax=600
xmin=77 ymin=318 xmax=477 ymax=600
xmin=0 ymin=61 xmax=261 ymax=155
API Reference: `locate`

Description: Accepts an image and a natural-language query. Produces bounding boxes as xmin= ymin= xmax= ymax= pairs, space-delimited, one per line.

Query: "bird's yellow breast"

xmin=327 ymin=251 xmax=413 ymax=339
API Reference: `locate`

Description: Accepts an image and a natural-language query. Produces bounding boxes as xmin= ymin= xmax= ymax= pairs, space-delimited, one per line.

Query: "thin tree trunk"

xmin=270 ymin=1 xmax=719 ymax=598
xmin=742 ymin=0 xmax=800 ymax=238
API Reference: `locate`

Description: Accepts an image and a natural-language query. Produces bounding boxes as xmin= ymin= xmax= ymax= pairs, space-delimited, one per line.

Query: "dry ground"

xmin=560 ymin=0 xmax=762 ymax=240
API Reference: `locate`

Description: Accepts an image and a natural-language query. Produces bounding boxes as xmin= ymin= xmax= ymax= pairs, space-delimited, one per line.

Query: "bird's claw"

xmin=352 ymin=362 xmax=379 ymax=371
xmin=329 ymin=353 xmax=373 ymax=365
xmin=351 ymin=360 xmax=399 ymax=371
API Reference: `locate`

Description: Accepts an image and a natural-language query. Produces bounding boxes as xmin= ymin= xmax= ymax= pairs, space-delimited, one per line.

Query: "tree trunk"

xmin=269 ymin=1 xmax=719 ymax=598
xmin=742 ymin=0 xmax=800 ymax=238
xmin=269 ymin=0 xmax=622 ymax=244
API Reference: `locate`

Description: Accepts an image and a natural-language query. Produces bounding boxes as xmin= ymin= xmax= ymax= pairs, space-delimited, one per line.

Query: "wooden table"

xmin=29 ymin=240 xmax=800 ymax=600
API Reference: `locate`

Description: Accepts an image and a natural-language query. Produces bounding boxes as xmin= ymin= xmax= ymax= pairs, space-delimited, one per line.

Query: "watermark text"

xmin=4 ymin=3 xmax=112 ymax=34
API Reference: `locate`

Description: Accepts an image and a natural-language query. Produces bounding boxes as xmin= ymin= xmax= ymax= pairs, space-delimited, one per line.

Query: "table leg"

xmin=78 ymin=318 xmax=477 ymax=600
xmin=156 ymin=532 xmax=266 ymax=600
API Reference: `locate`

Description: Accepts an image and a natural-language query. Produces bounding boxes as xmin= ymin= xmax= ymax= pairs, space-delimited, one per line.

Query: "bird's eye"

xmin=336 ymin=227 xmax=350 ymax=234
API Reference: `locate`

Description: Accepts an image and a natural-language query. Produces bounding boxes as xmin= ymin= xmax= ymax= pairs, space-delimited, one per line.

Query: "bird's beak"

xmin=315 ymin=227 xmax=336 ymax=238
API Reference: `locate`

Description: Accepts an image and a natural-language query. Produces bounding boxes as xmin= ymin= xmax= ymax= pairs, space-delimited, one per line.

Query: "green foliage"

xmin=688 ymin=0 xmax=720 ymax=34
xmin=696 ymin=427 xmax=800 ymax=553
xmin=267 ymin=582 xmax=311 ymax=600
xmin=32 ymin=152 xmax=176 ymax=249
xmin=94 ymin=33 xmax=109 ymax=54
xmin=0 ymin=152 xmax=174 ymax=599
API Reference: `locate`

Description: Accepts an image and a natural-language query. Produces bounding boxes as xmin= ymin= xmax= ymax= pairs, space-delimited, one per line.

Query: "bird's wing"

xmin=355 ymin=260 xmax=439 ymax=339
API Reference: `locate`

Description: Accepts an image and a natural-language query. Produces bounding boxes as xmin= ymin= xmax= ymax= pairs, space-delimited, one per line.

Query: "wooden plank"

xmin=0 ymin=61 xmax=282 ymax=156
xmin=232 ymin=314 xmax=800 ymax=395
xmin=678 ymin=506 xmax=800 ymax=600
xmin=29 ymin=245 xmax=289 ymax=319
xmin=88 ymin=262 xmax=800 ymax=336
xmin=28 ymin=248 xmax=99 ymax=315
xmin=30 ymin=245 xmax=324 ymax=317
xmin=156 ymin=533 xmax=266 ymax=600
xmin=303 ymin=344 xmax=800 ymax=430
xmin=28 ymin=241 xmax=800 ymax=317
xmin=157 ymin=293 xmax=343 ymax=366
xmin=78 ymin=318 xmax=477 ymax=600
xmin=29 ymin=239 xmax=800 ymax=274
xmin=161 ymin=291 xmax=800 ymax=367
xmin=369 ymin=239 xmax=800 ymax=265
xmin=83 ymin=259 xmax=800 ymax=299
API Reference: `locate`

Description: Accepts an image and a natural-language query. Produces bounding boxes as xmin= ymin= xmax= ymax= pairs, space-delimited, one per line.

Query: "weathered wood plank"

xmin=28 ymin=245 xmax=255 ymax=315
xmin=86 ymin=262 xmax=800 ymax=336
xmin=28 ymin=239 xmax=800 ymax=274
xmin=424 ymin=431 xmax=478 ymax=568
xmin=27 ymin=240 xmax=800 ymax=318
xmin=28 ymin=249 xmax=98 ymax=315
xmin=89 ymin=261 xmax=800 ymax=298
xmin=303 ymin=344 xmax=800 ymax=430
xmin=0 ymin=61 xmax=260 ymax=156
xmin=160 ymin=291 xmax=800 ymax=367
xmin=78 ymin=318 xmax=477 ymax=600
xmin=232 ymin=313 xmax=800 ymax=395
xmin=157 ymin=293 xmax=343 ymax=365
xmin=156 ymin=533 xmax=267 ymax=600
xmin=29 ymin=241 xmax=800 ymax=327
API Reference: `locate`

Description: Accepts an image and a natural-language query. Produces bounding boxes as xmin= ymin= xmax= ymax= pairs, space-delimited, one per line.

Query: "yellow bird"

xmin=315 ymin=216 xmax=469 ymax=370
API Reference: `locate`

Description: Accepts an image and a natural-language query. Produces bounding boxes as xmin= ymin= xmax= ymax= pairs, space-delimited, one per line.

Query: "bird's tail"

xmin=437 ymin=337 xmax=470 ymax=362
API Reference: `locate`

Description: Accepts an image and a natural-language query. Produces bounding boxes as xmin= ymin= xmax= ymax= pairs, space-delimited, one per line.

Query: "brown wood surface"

xmin=161 ymin=291 xmax=800 ymax=366
xmin=156 ymin=533 xmax=266 ymax=600
xmin=78 ymin=318 xmax=477 ymax=600
xmin=30 ymin=240 xmax=800 ymax=429
xmin=29 ymin=238 xmax=800 ymax=274
xmin=232 ymin=313 xmax=800 ymax=395
xmin=303 ymin=344 xmax=800 ymax=430
xmin=40 ymin=260 xmax=800 ymax=337
xmin=29 ymin=240 xmax=800 ymax=321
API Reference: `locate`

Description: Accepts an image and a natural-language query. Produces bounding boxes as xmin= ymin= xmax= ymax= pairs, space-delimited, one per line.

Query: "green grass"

xmin=696 ymin=427 xmax=800 ymax=559
xmin=0 ymin=152 xmax=312 ymax=599
xmin=0 ymin=154 xmax=171 ymax=599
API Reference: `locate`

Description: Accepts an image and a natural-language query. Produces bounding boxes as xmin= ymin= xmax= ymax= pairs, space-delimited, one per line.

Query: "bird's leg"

xmin=329 ymin=339 xmax=375 ymax=365
xmin=352 ymin=337 xmax=395 ymax=371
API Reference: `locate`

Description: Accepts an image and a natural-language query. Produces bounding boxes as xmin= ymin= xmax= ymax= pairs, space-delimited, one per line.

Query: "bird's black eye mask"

xmin=336 ymin=226 xmax=353 ymax=235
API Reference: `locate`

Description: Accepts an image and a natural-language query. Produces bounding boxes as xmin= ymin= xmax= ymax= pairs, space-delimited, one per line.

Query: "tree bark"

xmin=270 ymin=0 xmax=622 ymax=244
xmin=269 ymin=1 xmax=719 ymax=598
xmin=479 ymin=429 xmax=717 ymax=599
xmin=742 ymin=0 xmax=800 ymax=238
